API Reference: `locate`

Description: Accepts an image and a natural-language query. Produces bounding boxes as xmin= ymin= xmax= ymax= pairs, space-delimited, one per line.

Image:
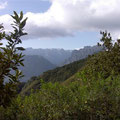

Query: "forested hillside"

xmin=20 ymin=59 xmax=86 ymax=95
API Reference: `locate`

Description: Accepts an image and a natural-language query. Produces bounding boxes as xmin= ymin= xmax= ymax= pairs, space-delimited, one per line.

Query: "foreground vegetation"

xmin=1 ymin=73 xmax=120 ymax=120
xmin=0 ymin=11 xmax=27 ymax=107
xmin=0 ymin=12 xmax=120 ymax=120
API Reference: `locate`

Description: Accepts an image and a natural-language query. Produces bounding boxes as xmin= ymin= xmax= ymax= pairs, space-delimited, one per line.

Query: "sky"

xmin=0 ymin=0 xmax=120 ymax=50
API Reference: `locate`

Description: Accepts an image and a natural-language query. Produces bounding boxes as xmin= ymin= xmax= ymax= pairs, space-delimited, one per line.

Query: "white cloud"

xmin=1 ymin=0 xmax=120 ymax=39
xmin=0 ymin=1 xmax=7 ymax=10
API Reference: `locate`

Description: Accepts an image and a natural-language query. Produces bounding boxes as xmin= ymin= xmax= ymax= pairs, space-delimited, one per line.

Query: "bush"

xmin=3 ymin=73 xmax=120 ymax=120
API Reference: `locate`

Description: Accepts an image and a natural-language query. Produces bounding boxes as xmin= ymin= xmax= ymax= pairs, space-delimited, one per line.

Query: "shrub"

xmin=0 ymin=11 xmax=27 ymax=107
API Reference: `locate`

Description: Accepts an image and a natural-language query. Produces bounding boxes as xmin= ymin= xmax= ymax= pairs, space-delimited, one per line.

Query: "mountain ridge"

xmin=20 ymin=55 xmax=56 ymax=82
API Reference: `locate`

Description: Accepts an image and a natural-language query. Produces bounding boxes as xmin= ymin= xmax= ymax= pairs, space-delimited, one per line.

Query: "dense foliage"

xmin=0 ymin=11 xmax=27 ymax=107
xmin=0 ymin=74 xmax=120 ymax=120
xmin=83 ymin=31 xmax=120 ymax=79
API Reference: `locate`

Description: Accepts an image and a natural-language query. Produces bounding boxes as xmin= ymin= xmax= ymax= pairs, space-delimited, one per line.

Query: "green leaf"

xmin=13 ymin=11 xmax=20 ymax=23
xmin=0 ymin=43 xmax=3 ymax=45
xmin=20 ymin=11 xmax=23 ymax=21
xmin=20 ymin=17 xmax=28 ymax=29
xmin=16 ymin=47 xmax=25 ymax=51
xmin=20 ymin=62 xmax=24 ymax=66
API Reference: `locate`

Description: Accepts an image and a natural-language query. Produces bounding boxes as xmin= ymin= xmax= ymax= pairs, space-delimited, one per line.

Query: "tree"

xmin=98 ymin=31 xmax=113 ymax=51
xmin=0 ymin=11 xmax=27 ymax=107
xmin=85 ymin=31 xmax=120 ymax=79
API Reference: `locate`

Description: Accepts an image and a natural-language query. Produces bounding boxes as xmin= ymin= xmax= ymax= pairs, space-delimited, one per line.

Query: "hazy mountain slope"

xmin=64 ymin=45 xmax=103 ymax=64
xmin=23 ymin=48 xmax=72 ymax=65
xmin=20 ymin=55 xmax=56 ymax=82
xmin=20 ymin=58 xmax=86 ymax=95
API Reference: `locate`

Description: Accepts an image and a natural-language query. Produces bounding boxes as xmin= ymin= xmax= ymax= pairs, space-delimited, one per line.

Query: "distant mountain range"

xmin=19 ymin=48 xmax=72 ymax=82
xmin=19 ymin=46 xmax=103 ymax=82
xmin=64 ymin=45 xmax=103 ymax=64
xmin=23 ymin=48 xmax=72 ymax=65
xmin=20 ymin=55 xmax=56 ymax=82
